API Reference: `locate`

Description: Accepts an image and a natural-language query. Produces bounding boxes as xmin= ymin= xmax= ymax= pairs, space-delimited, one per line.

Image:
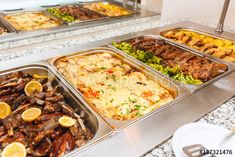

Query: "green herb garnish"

xmin=112 ymin=42 xmax=203 ymax=85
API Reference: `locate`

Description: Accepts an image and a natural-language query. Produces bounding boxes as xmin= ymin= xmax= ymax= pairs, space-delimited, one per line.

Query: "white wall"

xmin=161 ymin=0 xmax=235 ymax=30
xmin=142 ymin=0 xmax=163 ymax=13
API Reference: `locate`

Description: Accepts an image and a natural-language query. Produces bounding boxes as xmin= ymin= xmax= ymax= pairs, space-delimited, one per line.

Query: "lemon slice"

xmin=2 ymin=142 xmax=26 ymax=157
xmin=33 ymin=74 xmax=48 ymax=79
xmin=24 ymin=80 xmax=43 ymax=96
xmin=0 ymin=102 xmax=11 ymax=119
xmin=22 ymin=108 xmax=41 ymax=122
xmin=59 ymin=116 xmax=76 ymax=127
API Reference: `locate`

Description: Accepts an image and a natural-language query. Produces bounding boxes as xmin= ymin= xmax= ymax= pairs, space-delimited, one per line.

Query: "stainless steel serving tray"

xmin=0 ymin=20 xmax=15 ymax=34
xmin=81 ymin=1 xmax=139 ymax=18
xmin=0 ymin=10 xmax=66 ymax=33
xmin=45 ymin=3 xmax=109 ymax=26
xmin=0 ymin=17 xmax=16 ymax=37
xmin=0 ymin=63 xmax=113 ymax=156
xmin=159 ymin=27 xmax=235 ymax=65
xmin=47 ymin=47 xmax=190 ymax=130
xmin=0 ymin=1 xmax=157 ymax=43
xmin=108 ymin=35 xmax=234 ymax=92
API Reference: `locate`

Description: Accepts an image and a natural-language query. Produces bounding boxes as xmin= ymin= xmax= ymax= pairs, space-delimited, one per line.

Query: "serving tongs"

xmin=183 ymin=144 xmax=216 ymax=157
xmin=183 ymin=127 xmax=235 ymax=157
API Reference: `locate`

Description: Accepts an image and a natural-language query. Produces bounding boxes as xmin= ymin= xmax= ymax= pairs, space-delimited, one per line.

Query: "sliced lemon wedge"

xmin=33 ymin=74 xmax=48 ymax=79
xmin=2 ymin=142 xmax=26 ymax=157
xmin=59 ymin=116 xmax=76 ymax=127
xmin=24 ymin=80 xmax=43 ymax=96
xmin=22 ymin=108 xmax=41 ymax=122
xmin=0 ymin=102 xmax=11 ymax=119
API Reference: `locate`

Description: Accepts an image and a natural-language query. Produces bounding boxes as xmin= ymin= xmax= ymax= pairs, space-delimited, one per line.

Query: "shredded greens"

xmin=112 ymin=42 xmax=202 ymax=85
xmin=47 ymin=8 xmax=77 ymax=23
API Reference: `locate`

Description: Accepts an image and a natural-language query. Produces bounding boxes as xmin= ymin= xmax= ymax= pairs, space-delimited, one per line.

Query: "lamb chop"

xmin=0 ymin=71 xmax=93 ymax=157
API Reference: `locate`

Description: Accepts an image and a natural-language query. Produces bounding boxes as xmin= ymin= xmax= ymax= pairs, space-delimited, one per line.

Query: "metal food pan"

xmin=48 ymin=47 xmax=190 ymax=130
xmin=0 ymin=63 xmax=113 ymax=156
xmin=82 ymin=1 xmax=139 ymax=19
xmin=45 ymin=4 xmax=109 ymax=26
xmin=0 ymin=18 xmax=16 ymax=36
xmin=0 ymin=10 xmax=65 ymax=32
xmin=108 ymin=35 xmax=234 ymax=92
xmin=159 ymin=27 xmax=235 ymax=64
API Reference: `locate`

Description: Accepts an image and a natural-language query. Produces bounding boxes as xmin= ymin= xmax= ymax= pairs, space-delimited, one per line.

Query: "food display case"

xmin=0 ymin=1 xmax=157 ymax=43
xmin=0 ymin=0 xmax=235 ymax=156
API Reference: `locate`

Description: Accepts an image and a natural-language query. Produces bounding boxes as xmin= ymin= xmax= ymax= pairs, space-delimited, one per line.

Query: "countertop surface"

xmin=143 ymin=97 xmax=235 ymax=157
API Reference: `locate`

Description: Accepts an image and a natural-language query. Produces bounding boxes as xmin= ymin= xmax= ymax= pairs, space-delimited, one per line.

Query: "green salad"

xmin=47 ymin=8 xmax=77 ymax=23
xmin=112 ymin=42 xmax=203 ymax=85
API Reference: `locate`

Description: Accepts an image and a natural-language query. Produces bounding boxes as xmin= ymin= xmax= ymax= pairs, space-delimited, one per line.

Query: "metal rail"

xmin=215 ymin=0 xmax=230 ymax=34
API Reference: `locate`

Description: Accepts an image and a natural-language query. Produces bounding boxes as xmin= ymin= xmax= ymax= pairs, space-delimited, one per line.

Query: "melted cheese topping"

xmin=84 ymin=3 xmax=130 ymax=17
xmin=4 ymin=12 xmax=61 ymax=31
xmin=56 ymin=52 xmax=174 ymax=120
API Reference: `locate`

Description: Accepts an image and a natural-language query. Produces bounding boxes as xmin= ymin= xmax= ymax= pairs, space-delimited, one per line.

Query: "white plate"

xmin=172 ymin=123 xmax=235 ymax=157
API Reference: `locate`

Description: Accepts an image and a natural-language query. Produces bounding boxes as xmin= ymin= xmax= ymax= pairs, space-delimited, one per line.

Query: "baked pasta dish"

xmin=4 ymin=12 xmax=61 ymax=31
xmin=56 ymin=52 xmax=174 ymax=120
xmin=84 ymin=3 xmax=131 ymax=17
xmin=163 ymin=30 xmax=235 ymax=62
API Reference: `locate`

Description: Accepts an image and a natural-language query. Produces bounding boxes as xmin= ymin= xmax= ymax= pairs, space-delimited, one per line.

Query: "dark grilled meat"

xmin=0 ymin=71 xmax=93 ymax=156
xmin=127 ymin=37 xmax=228 ymax=82
xmin=59 ymin=5 xmax=104 ymax=21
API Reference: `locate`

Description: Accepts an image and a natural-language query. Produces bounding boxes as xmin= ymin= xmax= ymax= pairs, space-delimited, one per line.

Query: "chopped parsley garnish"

xmin=134 ymin=105 xmax=141 ymax=110
xmin=100 ymin=67 xmax=107 ymax=70
xmin=128 ymin=97 xmax=137 ymax=103
xmin=135 ymin=112 xmax=143 ymax=117
xmin=100 ymin=89 xmax=104 ymax=94
xmin=112 ymin=87 xmax=116 ymax=91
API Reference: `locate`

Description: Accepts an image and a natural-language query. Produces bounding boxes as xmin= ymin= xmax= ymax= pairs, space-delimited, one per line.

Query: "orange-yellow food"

xmin=56 ymin=52 xmax=174 ymax=120
xmin=4 ymin=12 xmax=61 ymax=31
xmin=0 ymin=102 xmax=11 ymax=119
xmin=24 ymin=80 xmax=43 ymax=96
xmin=59 ymin=116 xmax=76 ymax=127
xmin=22 ymin=108 xmax=42 ymax=122
xmin=2 ymin=142 xmax=26 ymax=157
xmin=84 ymin=2 xmax=130 ymax=17
xmin=163 ymin=30 xmax=235 ymax=62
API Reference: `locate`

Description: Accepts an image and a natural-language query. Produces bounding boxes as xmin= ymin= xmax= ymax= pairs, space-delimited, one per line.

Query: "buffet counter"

xmin=0 ymin=7 xmax=235 ymax=156
xmin=0 ymin=1 xmax=158 ymax=50
xmin=0 ymin=16 xmax=160 ymax=70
